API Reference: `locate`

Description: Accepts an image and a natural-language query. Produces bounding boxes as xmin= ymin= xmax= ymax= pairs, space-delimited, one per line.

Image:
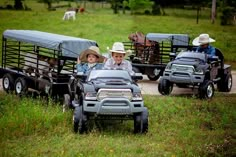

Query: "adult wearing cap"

xmin=192 ymin=33 xmax=216 ymax=58
xmin=77 ymin=46 xmax=105 ymax=74
xmin=104 ymin=42 xmax=134 ymax=75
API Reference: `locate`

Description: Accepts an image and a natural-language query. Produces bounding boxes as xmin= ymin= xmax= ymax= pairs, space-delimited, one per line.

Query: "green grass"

xmin=0 ymin=92 xmax=235 ymax=156
xmin=0 ymin=1 xmax=236 ymax=63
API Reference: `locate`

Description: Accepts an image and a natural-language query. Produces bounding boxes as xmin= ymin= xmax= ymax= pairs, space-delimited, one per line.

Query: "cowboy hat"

xmin=192 ymin=34 xmax=215 ymax=46
xmin=109 ymin=42 xmax=126 ymax=54
xmin=79 ymin=46 xmax=104 ymax=63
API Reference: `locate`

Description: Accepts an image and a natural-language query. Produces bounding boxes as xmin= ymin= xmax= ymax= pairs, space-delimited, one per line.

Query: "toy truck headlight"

xmin=165 ymin=64 xmax=171 ymax=71
xmin=85 ymin=92 xmax=97 ymax=101
xmin=132 ymin=92 xmax=143 ymax=101
xmin=194 ymin=69 xmax=204 ymax=75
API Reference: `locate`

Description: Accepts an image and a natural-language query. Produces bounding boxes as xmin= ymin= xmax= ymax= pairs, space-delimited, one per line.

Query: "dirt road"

xmin=0 ymin=71 xmax=235 ymax=95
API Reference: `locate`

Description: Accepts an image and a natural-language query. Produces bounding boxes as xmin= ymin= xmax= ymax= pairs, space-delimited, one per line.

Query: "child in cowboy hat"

xmin=192 ymin=33 xmax=216 ymax=58
xmin=77 ymin=46 xmax=105 ymax=74
xmin=104 ymin=42 xmax=134 ymax=75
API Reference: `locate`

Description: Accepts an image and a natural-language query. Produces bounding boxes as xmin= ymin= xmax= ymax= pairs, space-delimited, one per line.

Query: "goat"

xmin=62 ymin=11 xmax=76 ymax=21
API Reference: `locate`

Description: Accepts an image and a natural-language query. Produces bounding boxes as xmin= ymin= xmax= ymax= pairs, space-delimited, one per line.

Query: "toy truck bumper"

xmin=83 ymin=98 xmax=144 ymax=115
xmin=162 ymin=71 xmax=205 ymax=84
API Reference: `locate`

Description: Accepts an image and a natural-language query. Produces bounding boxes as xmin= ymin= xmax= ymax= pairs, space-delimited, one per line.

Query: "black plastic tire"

xmin=217 ymin=73 xmax=232 ymax=92
xmin=2 ymin=73 xmax=15 ymax=93
xmin=147 ymin=75 xmax=160 ymax=81
xmin=14 ymin=77 xmax=28 ymax=96
xmin=134 ymin=107 xmax=148 ymax=134
xmin=199 ymin=80 xmax=214 ymax=99
xmin=73 ymin=105 xmax=88 ymax=134
xmin=158 ymin=78 xmax=173 ymax=95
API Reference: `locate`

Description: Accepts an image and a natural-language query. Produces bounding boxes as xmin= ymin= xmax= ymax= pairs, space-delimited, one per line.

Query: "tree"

xmin=38 ymin=0 xmax=60 ymax=9
xmin=14 ymin=0 xmax=23 ymax=10
xmin=211 ymin=0 xmax=216 ymax=23
xmin=128 ymin=0 xmax=152 ymax=14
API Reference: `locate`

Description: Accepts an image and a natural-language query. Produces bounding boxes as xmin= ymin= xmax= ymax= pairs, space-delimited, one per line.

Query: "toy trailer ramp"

xmin=124 ymin=33 xmax=190 ymax=81
xmin=0 ymin=30 xmax=97 ymax=97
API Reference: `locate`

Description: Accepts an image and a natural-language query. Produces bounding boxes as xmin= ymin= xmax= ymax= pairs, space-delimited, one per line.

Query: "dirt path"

xmin=0 ymin=71 xmax=236 ymax=95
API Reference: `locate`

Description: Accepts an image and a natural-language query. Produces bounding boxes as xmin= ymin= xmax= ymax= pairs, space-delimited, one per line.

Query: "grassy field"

xmin=0 ymin=1 xmax=236 ymax=156
xmin=0 ymin=1 xmax=236 ymax=62
xmin=0 ymin=92 xmax=235 ymax=156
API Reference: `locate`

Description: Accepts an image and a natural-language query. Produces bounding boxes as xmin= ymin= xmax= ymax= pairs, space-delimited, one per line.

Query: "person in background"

xmin=192 ymin=33 xmax=216 ymax=58
xmin=104 ymin=42 xmax=134 ymax=75
xmin=77 ymin=46 xmax=105 ymax=74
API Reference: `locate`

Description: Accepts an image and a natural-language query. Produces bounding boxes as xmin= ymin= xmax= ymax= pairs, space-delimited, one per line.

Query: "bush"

xmin=220 ymin=7 xmax=236 ymax=25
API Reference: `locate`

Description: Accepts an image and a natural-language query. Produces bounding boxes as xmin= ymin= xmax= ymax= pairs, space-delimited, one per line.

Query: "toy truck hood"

xmin=82 ymin=80 xmax=141 ymax=93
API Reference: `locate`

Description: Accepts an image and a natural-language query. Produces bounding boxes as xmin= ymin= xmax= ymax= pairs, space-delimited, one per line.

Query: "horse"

xmin=128 ymin=32 xmax=160 ymax=64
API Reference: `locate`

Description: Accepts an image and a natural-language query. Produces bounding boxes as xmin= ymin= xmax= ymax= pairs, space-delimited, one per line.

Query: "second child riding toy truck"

xmin=158 ymin=50 xmax=232 ymax=99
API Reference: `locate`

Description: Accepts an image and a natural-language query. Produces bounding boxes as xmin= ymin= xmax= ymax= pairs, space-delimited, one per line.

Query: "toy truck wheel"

xmin=147 ymin=75 xmax=159 ymax=81
xmin=63 ymin=94 xmax=71 ymax=112
xmin=2 ymin=73 xmax=15 ymax=93
xmin=134 ymin=107 xmax=148 ymax=134
xmin=199 ymin=80 xmax=214 ymax=99
xmin=14 ymin=77 xmax=28 ymax=96
xmin=73 ymin=105 xmax=88 ymax=134
xmin=158 ymin=78 xmax=173 ymax=95
xmin=217 ymin=73 xmax=232 ymax=92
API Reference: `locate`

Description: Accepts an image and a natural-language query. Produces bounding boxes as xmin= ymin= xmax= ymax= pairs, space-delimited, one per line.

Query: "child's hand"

xmin=103 ymin=57 xmax=107 ymax=63
xmin=77 ymin=57 xmax=81 ymax=64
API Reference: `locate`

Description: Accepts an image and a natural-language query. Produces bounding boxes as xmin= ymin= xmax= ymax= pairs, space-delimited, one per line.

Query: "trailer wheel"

xmin=15 ymin=77 xmax=28 ymax=96
xmin=2 ymin=73 xmax=15 ymax=93
xmin=217 ymin=73 xmax=232 ymax=92
xmin=147 ymin=75 xmax=159 ymax=81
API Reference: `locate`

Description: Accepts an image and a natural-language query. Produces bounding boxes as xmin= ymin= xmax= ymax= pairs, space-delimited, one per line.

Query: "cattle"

xmin=23 ymin=53 xmax=57 ymax=82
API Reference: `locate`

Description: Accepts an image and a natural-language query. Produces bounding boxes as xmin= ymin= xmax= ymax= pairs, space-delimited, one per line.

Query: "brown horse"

xmin=128 ymin=32 xmax=160 ymax=64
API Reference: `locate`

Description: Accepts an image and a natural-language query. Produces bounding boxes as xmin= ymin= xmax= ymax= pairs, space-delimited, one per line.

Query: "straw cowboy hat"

xmin=109 ymin=42 xmax=126 ymax=54
xmin=80 ymin=46 xmax=104 ymax=63
xmin=192 ymin=34 xmax=215 ymax=46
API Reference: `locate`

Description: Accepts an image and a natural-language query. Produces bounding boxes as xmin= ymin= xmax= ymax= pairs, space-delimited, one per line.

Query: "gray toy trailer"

xmin=0 ymin=30 xmax=97 ymax=97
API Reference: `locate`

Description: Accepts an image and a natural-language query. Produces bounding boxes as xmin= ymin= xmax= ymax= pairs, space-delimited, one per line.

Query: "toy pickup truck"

xmin=158 ymin=49 xmax=232 ymax=99
xmin=64 ymin=69 xmax=149 ymax=134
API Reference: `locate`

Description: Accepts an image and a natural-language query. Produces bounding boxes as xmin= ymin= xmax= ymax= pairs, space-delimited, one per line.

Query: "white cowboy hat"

xmin=192 ymin=34 xmax=215 ymax=46
xmin=80 ymin=46 xmax=104 ymax=63
xmin=109 ymin=42 xmax=126 ymax=54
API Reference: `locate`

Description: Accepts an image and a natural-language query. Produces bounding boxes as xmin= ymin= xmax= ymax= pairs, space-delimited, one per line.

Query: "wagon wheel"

xmin=2 ymin=73 xmax=15 ymax=93
xmin=147 ymin=74 xmax=160 ymax=81
xmin=14 ymin=77 xmax=28 ymax=96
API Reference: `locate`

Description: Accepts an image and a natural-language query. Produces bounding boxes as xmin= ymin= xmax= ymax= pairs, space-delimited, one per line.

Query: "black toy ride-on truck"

xmin=64 ymin=69 xmax=148 ymax=134
xmin=158 ymin=49 xmax=232 ymax=99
